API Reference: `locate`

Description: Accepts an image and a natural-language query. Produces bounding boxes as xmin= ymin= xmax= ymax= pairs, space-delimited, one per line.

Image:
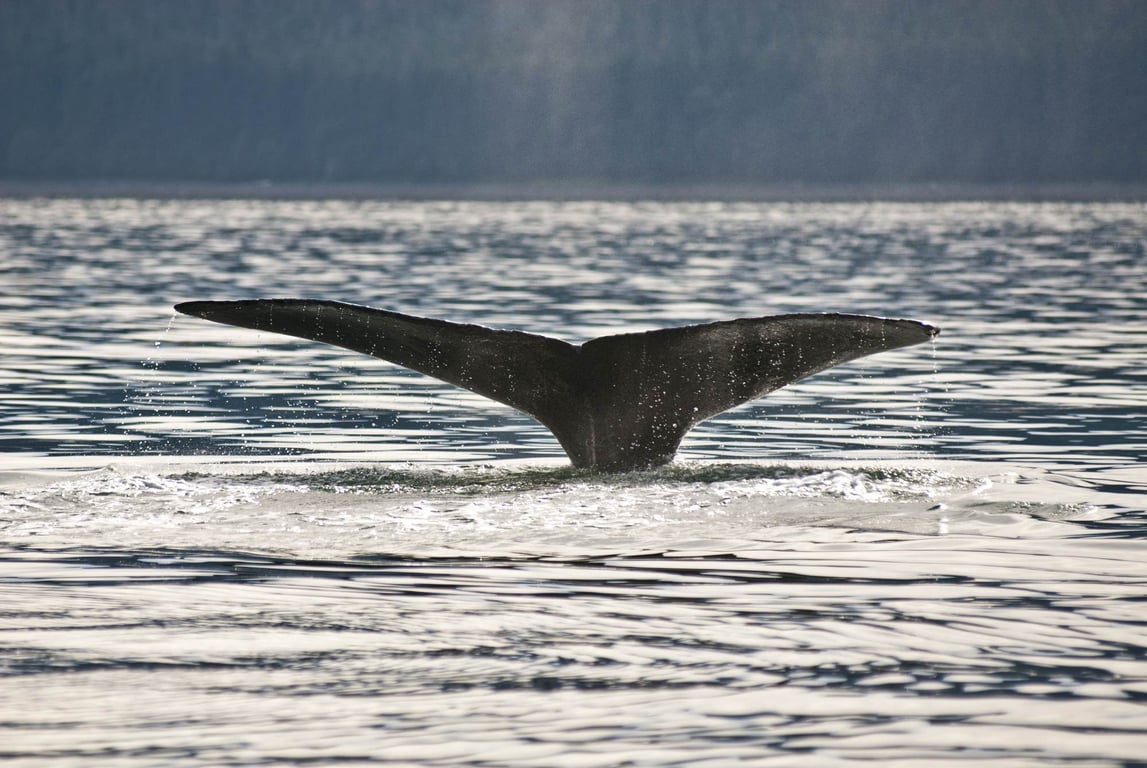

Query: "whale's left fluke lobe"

xmin=174 ymin=299 xmax=581 ymax=425
xmin=175 ymin=299 xmax=938 ymax=471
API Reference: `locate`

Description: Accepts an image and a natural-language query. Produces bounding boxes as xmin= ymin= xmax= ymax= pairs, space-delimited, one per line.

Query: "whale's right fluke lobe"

xmin=573 ymin=314 xmax=938 ymax=469
xmin=175 ymin=300 xmax=938 ymax=471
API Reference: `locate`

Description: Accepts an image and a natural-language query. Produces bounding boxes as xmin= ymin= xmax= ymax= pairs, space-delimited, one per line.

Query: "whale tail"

xmin=174 ymin=300 xmax=939 ymax=470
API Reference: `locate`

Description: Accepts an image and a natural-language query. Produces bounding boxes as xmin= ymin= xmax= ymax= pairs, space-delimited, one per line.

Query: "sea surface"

xmin=1 ymin=198 xmax=1145 ymax=766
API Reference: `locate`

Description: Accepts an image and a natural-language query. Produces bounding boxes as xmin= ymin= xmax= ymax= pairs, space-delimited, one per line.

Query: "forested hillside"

xmin=2 ymin=0 xmax=1144 ymax=186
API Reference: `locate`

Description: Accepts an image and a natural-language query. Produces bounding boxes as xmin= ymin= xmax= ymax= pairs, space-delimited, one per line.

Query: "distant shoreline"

xmin=2 ymin=180 xmax=1145 ymax=203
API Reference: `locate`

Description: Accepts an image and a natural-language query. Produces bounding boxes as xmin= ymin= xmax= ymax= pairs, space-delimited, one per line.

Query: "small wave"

xmin=182 ymin=460 xmax=972 ymax=499
xmin=4 ymin=458 xmax=1127 ymax=565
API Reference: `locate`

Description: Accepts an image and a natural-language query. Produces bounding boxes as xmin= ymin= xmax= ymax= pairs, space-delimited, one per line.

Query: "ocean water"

xmin=1 ymin=198 xmax=1145 ymax=766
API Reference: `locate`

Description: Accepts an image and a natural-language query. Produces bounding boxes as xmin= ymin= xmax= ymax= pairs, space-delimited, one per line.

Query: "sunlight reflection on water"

xmin=2 ymin=199 xmax=1144 ymax=466
xmin=1 ymin=199 xmax=1145 ymax=766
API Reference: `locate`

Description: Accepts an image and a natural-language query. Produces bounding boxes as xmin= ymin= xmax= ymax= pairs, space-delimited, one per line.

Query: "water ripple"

xmin=2 ymin=199 xmax=1146 ymax=766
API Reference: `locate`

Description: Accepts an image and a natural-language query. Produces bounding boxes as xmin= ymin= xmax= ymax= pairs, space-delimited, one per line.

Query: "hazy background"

xmin=2 ymin=0 xmax=1145 ymax=195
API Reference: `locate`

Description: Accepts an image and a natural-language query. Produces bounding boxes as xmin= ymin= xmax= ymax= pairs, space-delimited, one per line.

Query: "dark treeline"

xmin=2 ymin=0 xmax=1145 ymax=187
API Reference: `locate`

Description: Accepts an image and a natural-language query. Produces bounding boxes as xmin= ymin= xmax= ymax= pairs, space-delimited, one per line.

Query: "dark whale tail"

xmin=174 ymin=299 xmax=939 ymax=471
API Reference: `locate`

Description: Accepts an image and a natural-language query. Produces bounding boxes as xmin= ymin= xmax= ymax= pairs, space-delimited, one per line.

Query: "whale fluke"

xmin=174 ymin=299 xmax=939 ymax=471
